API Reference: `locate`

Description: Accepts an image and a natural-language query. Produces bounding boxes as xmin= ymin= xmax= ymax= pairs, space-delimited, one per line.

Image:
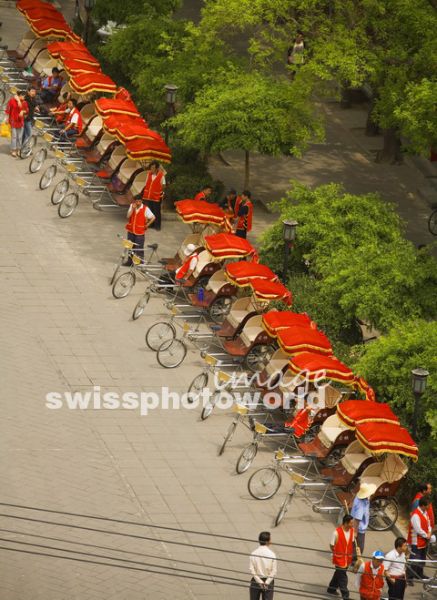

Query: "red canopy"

xmin=225 ymin=262 xmax=277 ymax=286
xmin=95 ymin=98 xmax=140 ymax=118
xmin=63 ymin=58 xmax=101 ymax=76
xmin=22 ymin=5 xmax=62 ymax=21
xmin=204 ymin=233 xmax=255 ymax=259
xmin=175 ymin=200 xmax=226 ymax=226
xmin=17 ymin=0 xmax=46 ymax=12
xmin=70 ymin=73 xmax=117 ymax=94
xmin=125 ymin=138 xmax=172 ymax=164
xmin=249 ymin=279 xmax=292 ymax=305
xmin=356 ymin=422 xmax=418 ymax=461
xmin=262 ymin=311 xmax=312 ymax=336
xmin=287 ymin=351 xmax=355 ymax=385
xmin=47 ymin=41 xmax=87 ymax=57
xmin=276 ymin=326 xmax=332 ymax=356
xmin=337 ymin=400 xmax=399 ymax=429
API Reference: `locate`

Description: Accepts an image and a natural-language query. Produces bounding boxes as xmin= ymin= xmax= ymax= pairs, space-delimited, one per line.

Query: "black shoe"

xmin=326 ymin=590 xmax=340 ymax=597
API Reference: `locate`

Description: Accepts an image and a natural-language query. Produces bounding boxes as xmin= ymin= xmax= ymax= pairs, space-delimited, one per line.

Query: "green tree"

xmin=259 ymin=182 xmax=437 ymax=332
xmin=93 ymin=0 xmax=180 ymax=25
xmin=169 ymin=68 xmax=324 ymax=188
xmin=353 ymin=320 xmax=437 ymax=495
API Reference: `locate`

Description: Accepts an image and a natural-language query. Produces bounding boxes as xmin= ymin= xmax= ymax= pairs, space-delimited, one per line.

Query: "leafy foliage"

xmin=169 ymin=67 xmax=324 ymax=159
xmin=259 ymin=183 xmax=437 ymax=331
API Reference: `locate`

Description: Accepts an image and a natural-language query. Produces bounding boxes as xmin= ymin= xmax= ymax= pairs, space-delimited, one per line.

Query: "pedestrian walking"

xmin=22 ymin=86 xmax=38 ymax=148
xmin=409 ymin=496 xmax=432 ymax=581
xmin=194 ymin=185 xmax=213 ymax=203
xmin=5 ymin=89 xmax=28 ymax=157
xmin=327 ymin=514 xmax=354 ymax=599
xmin=141 ymin=161 xmax=165 ymax=231
xmin=351 ymin=482 xmax=375 ymax=554
xmin=125 ymin=198 xmax=155 ymax=265
xmin=356 ymin=550 xmax=386 ymax=600
xmin=249 ymin=531 xmax=276 ymax=600
xmin=287 ymin=32 xmax=305 ymax=77
xmin=233 ymin=190 xmax=253 ymax=239
xmin=383 ymin=537 xmax=408 ymax=600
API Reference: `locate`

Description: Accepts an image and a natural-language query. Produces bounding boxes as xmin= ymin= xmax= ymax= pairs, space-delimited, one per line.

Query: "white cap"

xmin=184 ymin=243 xmax=197 ymax=256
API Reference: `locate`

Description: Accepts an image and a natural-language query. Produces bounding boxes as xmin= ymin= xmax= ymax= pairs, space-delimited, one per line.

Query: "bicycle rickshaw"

xmin=271 ymin=418 xmax=417 ymax=529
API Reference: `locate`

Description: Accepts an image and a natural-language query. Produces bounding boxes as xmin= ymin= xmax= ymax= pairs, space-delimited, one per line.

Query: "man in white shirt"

xmin=383 ymin=537 xmax=407 ymax=600
xmin=249 ymin=531 xmax=277 ymax=600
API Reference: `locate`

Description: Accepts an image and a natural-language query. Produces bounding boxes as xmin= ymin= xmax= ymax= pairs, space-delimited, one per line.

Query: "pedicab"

xmin=175 ymin=199 xmax=231 ymax=234
xmin=143 ymin=235 xmax=258 ymax=367
xmin=274 ymin=420 xmax=417 ymax=529
xmin=232 ymin=352 xmax=355 ymax=473
xmin=189 ymin=261 xmax=279 ymax=324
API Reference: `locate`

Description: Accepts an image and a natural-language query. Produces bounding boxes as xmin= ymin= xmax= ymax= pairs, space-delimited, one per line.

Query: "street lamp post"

xmin=411 ymin=367 xmax=429 ymax=439
xmin=282 ymin=219 xmax=298 ymax=282
xmin=164 ymin=83 xmax=178 ymax=145
xmin=83 ymin=0 xmax=95 ymax=46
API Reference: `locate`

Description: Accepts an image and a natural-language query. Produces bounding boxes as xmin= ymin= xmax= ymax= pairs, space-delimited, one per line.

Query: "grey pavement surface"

xmin=0 ymin=3 xmax=428 ymax=600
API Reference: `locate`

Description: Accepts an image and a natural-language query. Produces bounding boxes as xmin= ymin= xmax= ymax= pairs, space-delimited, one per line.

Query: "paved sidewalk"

xmin=0 ymin=6 xmax=426 ymax=600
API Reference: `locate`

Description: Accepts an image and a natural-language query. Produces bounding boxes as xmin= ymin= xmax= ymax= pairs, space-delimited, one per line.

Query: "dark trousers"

xmin=409 ymin=545 xmax=427 ymax=579
xmin=249 ymin=578 xmax=274 ymax=600
xmin=236 ymin=228 xmax=247 ymax=239
xmin=146 ymin=200 xmax=161 ymax=230
xmin=387 ymin=577 xmax=406 ymax=600
xmin=126 ymin=232 xmax=144 ymax=264
xmin=327 ymin=567 xmax=349 ymax=599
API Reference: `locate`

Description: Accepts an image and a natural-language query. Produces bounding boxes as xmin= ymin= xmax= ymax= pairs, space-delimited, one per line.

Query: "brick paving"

xmin=0 ymin=4 xmax=427 ymax=600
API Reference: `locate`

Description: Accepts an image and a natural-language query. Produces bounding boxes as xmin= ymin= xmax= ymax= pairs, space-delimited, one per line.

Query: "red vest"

xmin=359 ymin=562 xmax=385 ymax=600
xmin=235 ymin=198 xmax=253 ymax=232
xmin=194 ymin=191 xmax=208 ymax=202
xmin=66 ymin=107 xmax=83 ymax=133
xmin=332 ymin=526 xmax=353 ymax=568
xmin=125 ymin=206 xmax=148 ymax=235
xmin=285 ymin=408 xmax=310 ymax=438
xmin=408 ymin=494 xmax=434 ymax=543
xmin=409 ymin=507 xmax=431 ymax=548
xmin=176 ymin=253 xmax=198 ymax=280
xmin=142 ymin=171 xmax=164 ymax=201
xmin=227 ymin=195 xmax=241 ymax=216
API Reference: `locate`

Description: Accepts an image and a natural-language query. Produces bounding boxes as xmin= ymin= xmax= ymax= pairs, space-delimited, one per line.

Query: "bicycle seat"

xmin=147 ymin=243 xmax=158 ymax=251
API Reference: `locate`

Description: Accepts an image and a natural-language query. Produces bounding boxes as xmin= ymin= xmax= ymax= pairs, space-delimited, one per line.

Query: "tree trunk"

xmin=365 ymin=101 xmax=380 ymax=136
xmin=340 ymin=85 xmax=352 ymax=109
xmin=244 ymin=150 xmax=250 ymax=189
xmin=375 ymin=128 xmax=403 ymax=164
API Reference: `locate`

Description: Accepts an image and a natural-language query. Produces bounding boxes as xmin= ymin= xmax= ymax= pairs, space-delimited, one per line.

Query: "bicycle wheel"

xmin=51 ymin=178 xmax=69 ymax=205
xmin=368 ymin=497 xmax=398 ymax=531
xmin=112 ymin=271 xmax=136 ymax=299
xmin=236 ymin=443 xmax=258 ymax=474
xmin=244 ymin=344 xmax=275 ymax=373
xmin=58 ymin=192 xmax=79 ymax=218
xmin=274 ymin=489 xmax=295 ymax=527
xmin=428 ymin=209 xmax=437 ymax=236
xmin=132 ymin=292 xmax=151 ymax=320
xmin=39 ymin=164 xmax=57 ymax=190
xmin=29 ymin=148 xmax=47 ymax=173
xmin=20 ymin=134 xmax=36 ymax=159
xmin=208 ymin=296 xmax=233 ymax=324
xmin=248 ymin=467 xmax=282 ymax=500
xmin=157 ymin=338 xmax=187 ymax=369
xmin=187 ymin=372 xmax=208 ymax=405
xmin=145 ymin=321 xmax=176 ymax=351
xmin=218 ymin=421 xmax=237 ymax=456
xmin=201 ymin=389 xmax=219 ymax=421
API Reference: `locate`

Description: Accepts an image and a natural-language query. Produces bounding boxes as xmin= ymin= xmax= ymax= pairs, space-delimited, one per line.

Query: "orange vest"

xmin=66 ymin=107 xmax=83 ymax=133
xmin=235 ymin=197 xmax=253 ymax=232
xmin=359 ymin=562 xmax=385 ymax=600
xmin=285 ymin=408 xmax=310 ymax=438
xmin=125 ymin=206 xmax=148 ymax=235
xmin=227 ymin=195 xmax=241 ymax=216
xmin=176 ymin=253 xmax=198 ymax=280
xmin=332 ymin=526 xmax=353 ymax=568
xmin=142 ymin=171 xmax=164 ymax=202
xmin=194 ymin=191 xmax=208 ymax=202
xmin=408 ymin=493 xmax=434 ymax=543
xmin=409 ymin=507 xmax=431 ymax=548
